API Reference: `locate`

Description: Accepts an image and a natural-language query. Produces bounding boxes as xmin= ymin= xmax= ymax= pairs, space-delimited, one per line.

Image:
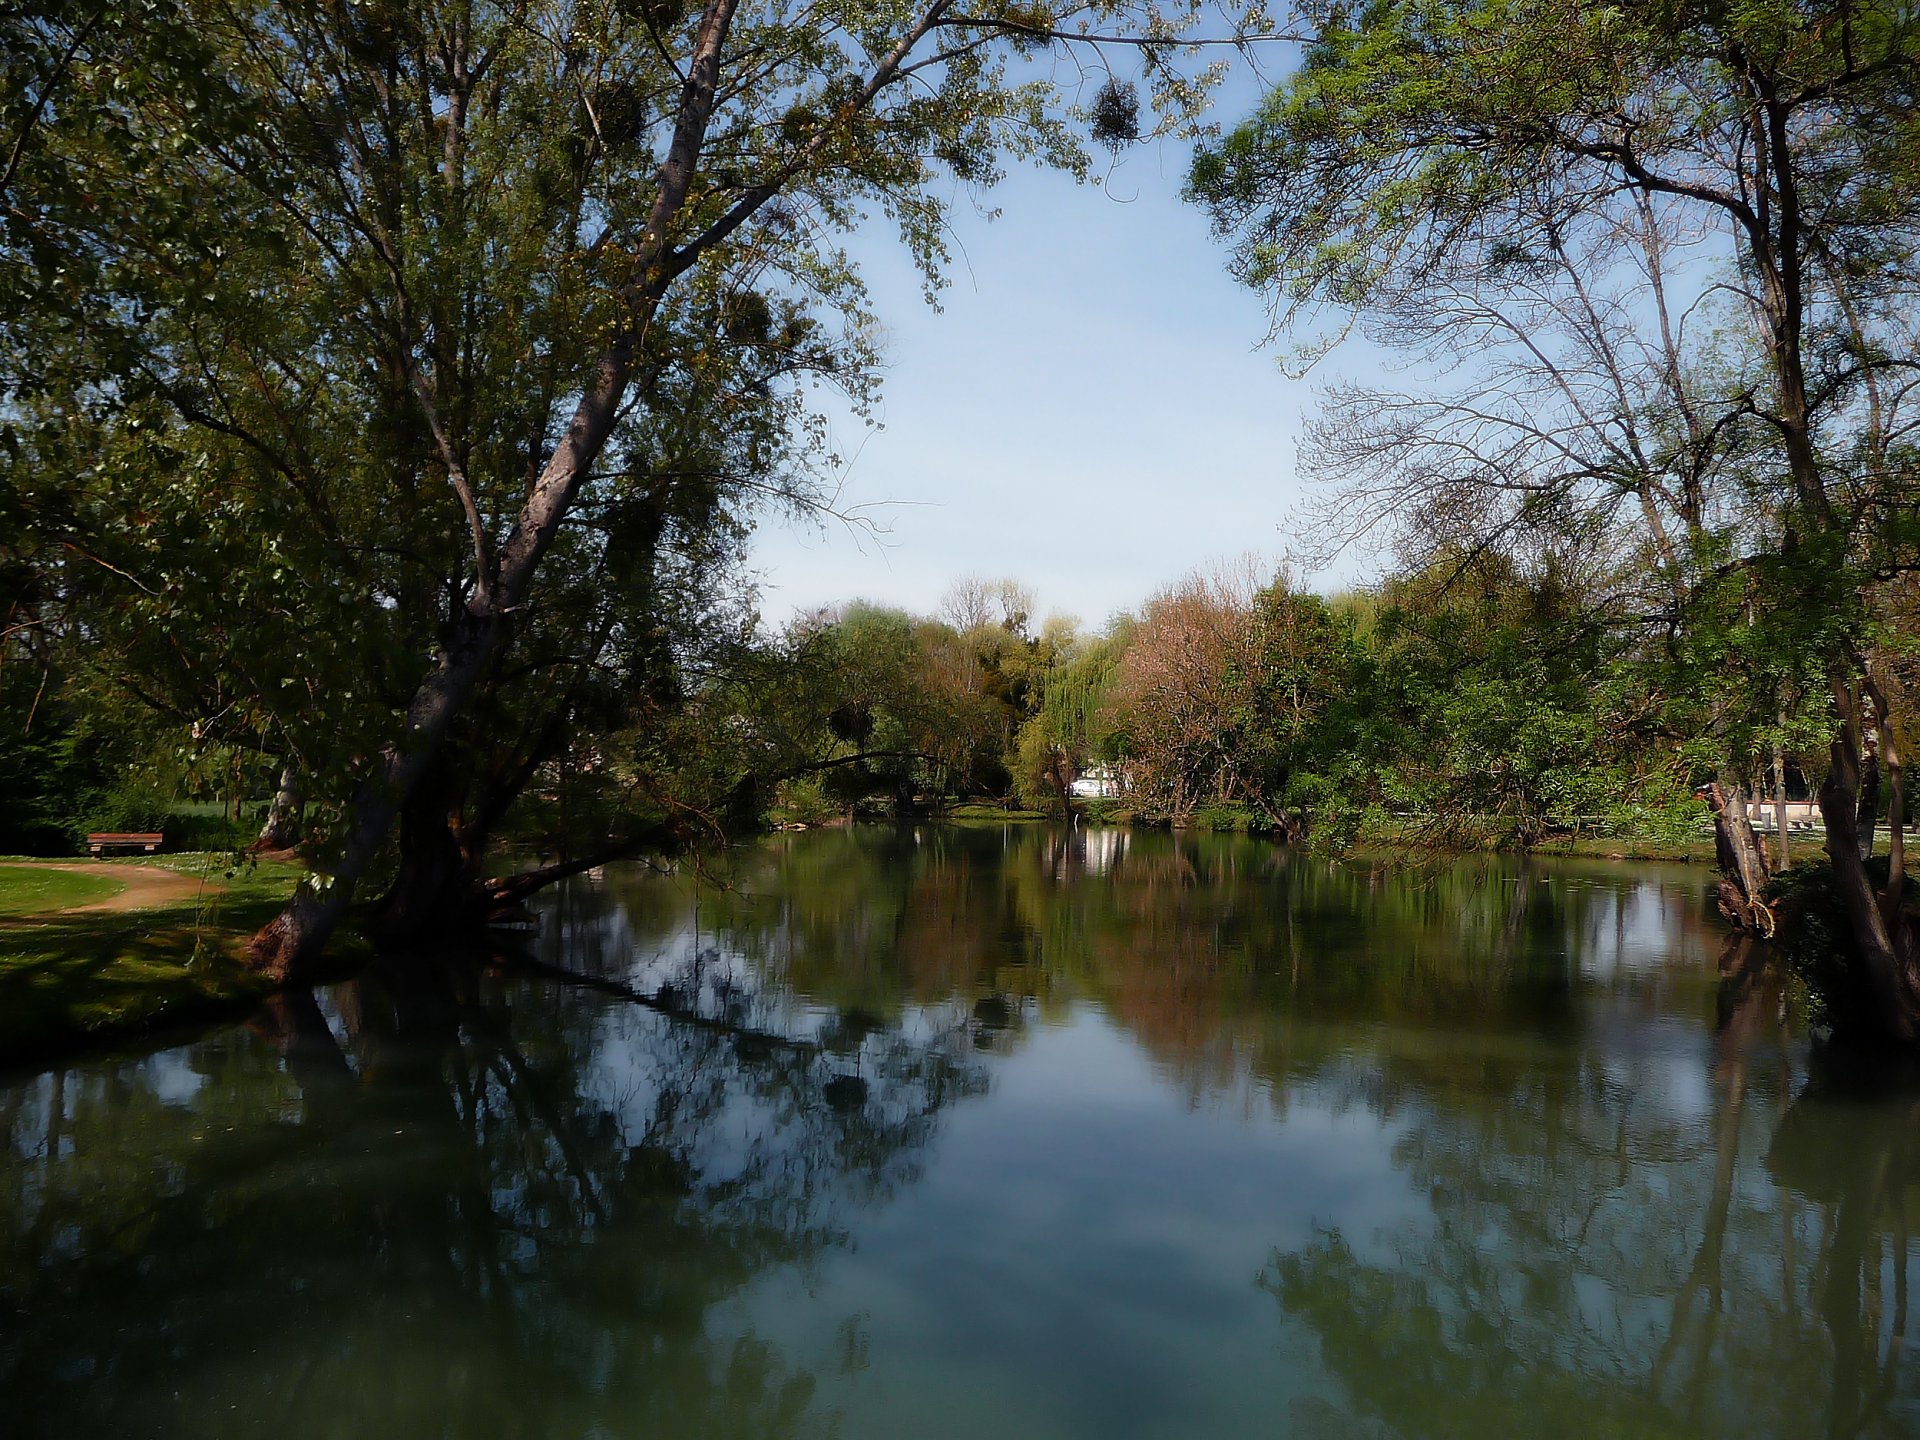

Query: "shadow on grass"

xmin=0 ymin=914 xmax=282 ymax=1067
xmin=0 ymin=863 xmax=328 ymax=1067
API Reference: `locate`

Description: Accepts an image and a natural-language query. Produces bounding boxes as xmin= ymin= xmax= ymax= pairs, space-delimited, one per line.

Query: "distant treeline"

xmin=774 ymin=557 xmax=1737 ymax=848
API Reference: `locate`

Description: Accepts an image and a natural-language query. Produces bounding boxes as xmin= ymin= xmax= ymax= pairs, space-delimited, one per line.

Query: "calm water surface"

xmin=4 ymin=827 xmax=1918 ymax=1438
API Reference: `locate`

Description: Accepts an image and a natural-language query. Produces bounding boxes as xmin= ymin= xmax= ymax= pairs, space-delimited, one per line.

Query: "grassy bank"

xmin=1343 ymin=833 xmax=1718 ymax=864
xmin=0 ymin=855 xmax=305 ymax=1066
xmin=941 ymin=803 xmax=1049 ymax=824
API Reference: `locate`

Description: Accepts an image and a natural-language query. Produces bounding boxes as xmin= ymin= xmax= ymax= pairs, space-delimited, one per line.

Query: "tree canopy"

xmin=1 ymin=0 xmax=1258 ymax=976
xmin=1190 ymin=0 xmax=1920 ymax=1040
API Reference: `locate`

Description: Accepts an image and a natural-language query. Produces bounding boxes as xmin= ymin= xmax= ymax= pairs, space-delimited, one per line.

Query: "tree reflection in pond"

xmin=0 ymin=945 xmax=983 ymax=1439
xmin=1263 ymin=947 xmax=1920 ymax=1440
xmin=5 ymin=827 xmax=1917 ymax=1439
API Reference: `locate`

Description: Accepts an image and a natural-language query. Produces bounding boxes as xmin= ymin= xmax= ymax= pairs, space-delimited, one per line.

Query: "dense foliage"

xmin=1187 ymin=0 xmax=1920 ymax=1039
xmin=4 ymin=0 xmax=1917 ymax=1047
xmin=0 ymin=0 xmax=1248 ymax=973
xmin=782 ymin=553 xmax=1717 ymax=846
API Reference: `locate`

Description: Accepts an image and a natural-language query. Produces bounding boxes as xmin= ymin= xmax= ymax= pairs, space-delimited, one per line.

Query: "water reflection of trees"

xmin=0 ymin=949 xmax=983 ymax=1439
xmin=540 ymin=829 xmax=1916 ymax=1436
xmin=13 ymin=830 xmax=1891 ymax=1437
xmin=1265 ymin=947 xmax=1920 ymax=1440
xmin=597 ymin=827 xmax=1722 ymax=1106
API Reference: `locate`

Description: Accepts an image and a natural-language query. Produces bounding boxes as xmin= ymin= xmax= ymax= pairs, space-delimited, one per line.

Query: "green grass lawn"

xmin=0 ymin=865 xmax=126 ymax=917
xmin=0 ymin=855 xmax=306 ymax=1065
xmin=1543 ymin=834 xmax=1719 ymax=863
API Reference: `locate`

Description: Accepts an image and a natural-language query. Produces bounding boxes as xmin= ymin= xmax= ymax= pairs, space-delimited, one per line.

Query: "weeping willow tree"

xmin=1014 ymin=624 xmax=1128 ymax=816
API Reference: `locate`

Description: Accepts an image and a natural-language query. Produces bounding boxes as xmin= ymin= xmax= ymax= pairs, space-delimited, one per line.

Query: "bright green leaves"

xmin=1190 ymin=0 xmax=1920 ymax=864
xmin=3 ymin=0 xmax=1283 ymax=882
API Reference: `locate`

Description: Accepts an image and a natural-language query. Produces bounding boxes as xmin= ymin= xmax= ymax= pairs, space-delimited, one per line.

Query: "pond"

xmin=4 ymin=826 xmax=1917 ymax=1438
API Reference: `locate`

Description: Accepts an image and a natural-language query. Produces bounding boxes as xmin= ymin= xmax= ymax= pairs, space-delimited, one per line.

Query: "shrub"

xmin=1769 ymin=857 xmax=1920 ymax=1035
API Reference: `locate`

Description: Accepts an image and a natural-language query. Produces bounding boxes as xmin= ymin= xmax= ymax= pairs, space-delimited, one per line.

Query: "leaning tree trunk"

xmin=1856 ymin=727 xmax=1881 ymax=859
xmin=1816 ymin=680 xmax=1919 ymax=1044
xmin=248 ymin=605 xmax=507 ymax=981
xmin=1706 ymin=71 xmax=1920 ymax=1044
xmin=1705 ymin=773 xmax=1773 ymax=934
xmin=374 ymin=761 xmax=489 ymax=941
xmin=243 ymin=0 xmax=970 ymax=984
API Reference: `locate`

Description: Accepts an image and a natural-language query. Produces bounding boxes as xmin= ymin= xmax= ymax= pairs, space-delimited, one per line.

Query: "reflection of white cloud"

xmin=1656 ymin=1053 xmax=1712 ymax=1124
xmin=143 ymin=1050 xmax=206 ymax=1106
xmin=1576 ymin=875 xmax=1712 ymax=978
xmin=745 ymin=1010 xmax=1426 ymax=1438
xmin=1596 ymin=1027 xmax=1712 ymax=1127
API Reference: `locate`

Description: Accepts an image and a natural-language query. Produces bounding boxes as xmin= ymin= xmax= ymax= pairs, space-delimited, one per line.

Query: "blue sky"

xmin=746 ymin=105 xmax=1381 ymax=630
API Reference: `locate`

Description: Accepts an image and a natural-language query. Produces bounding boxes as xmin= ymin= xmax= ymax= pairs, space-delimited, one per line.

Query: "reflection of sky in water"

xmin=6 ymin=832 xmax=1918 ymax=1440
xmin=745 ymin=1012 xmax=1417 ymax=1439
xmin=1080 ymin=827 xmax=1128 ymax=877
xmin=1572 ymin=874 xmax=1718 ymax=978
xmin=533 ymin=839 xmax=1916 ymax=1437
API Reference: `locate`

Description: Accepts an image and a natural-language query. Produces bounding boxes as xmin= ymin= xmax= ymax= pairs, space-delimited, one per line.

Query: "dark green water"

xmin=4 ymin=827 xmax=1918 ymax=1438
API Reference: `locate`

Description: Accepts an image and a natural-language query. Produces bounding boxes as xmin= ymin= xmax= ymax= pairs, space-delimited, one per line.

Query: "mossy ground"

xmin=941 ymin=803 xmax=1049 ymax=823
xmin=1351 ymin=819 xmax=1718 ymax=864
xmin=0 ymin=855 xmax=308 ymax=1065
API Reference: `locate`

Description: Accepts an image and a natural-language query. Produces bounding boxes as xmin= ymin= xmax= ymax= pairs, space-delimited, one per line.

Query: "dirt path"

xmin=8 ymin=861 xmax=223 ymax=913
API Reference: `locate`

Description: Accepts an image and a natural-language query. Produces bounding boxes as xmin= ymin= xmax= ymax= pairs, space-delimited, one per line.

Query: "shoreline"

xmin=0 ymin=830 xmax=1720 ymax=1072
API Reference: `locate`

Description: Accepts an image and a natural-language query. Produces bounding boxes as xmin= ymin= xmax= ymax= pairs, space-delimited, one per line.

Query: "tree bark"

xmin=1772 ymin=739 xmax=1790 ymax=871
xmin=1817 ymin=680 xmax=1917 ymax=1043
xmin=1049 ymin=747 xmax=1078 ymax=823
xmin=248 ymin=606 xmax=507 ymax=980
xmin=376 ymin=763 xmax=487 ymax=940
xmin=1706 ymin=775 xmax=1772 ymax=933
xmin=1860 ymin=670 xmax=1911 ymax=940
xmin=479 ymin=828 xmax=674 ymax=911
xmin=1872 ymin=696 xmax=1906 ymax=936
xmin=253 ymin=762 xmax=302 ymax=852
xmin=1857 ymin=727 xmax=1881 ymax=859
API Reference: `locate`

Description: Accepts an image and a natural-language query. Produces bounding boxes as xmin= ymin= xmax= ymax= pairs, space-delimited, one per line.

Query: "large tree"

xmin=1191 ymin=0 xmax=1920 ymax=1040
xmin=3 ymin=0 xmax=1257 ymax=980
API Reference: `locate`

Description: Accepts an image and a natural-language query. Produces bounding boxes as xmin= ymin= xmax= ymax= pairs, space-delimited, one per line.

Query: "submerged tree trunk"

xmin=1706 ymin=775 xmax=1773 ymax=934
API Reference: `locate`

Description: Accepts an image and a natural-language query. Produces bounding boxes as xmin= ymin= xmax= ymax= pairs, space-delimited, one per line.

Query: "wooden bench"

xmin=85 ymin=832 xmax=165 ymax=856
